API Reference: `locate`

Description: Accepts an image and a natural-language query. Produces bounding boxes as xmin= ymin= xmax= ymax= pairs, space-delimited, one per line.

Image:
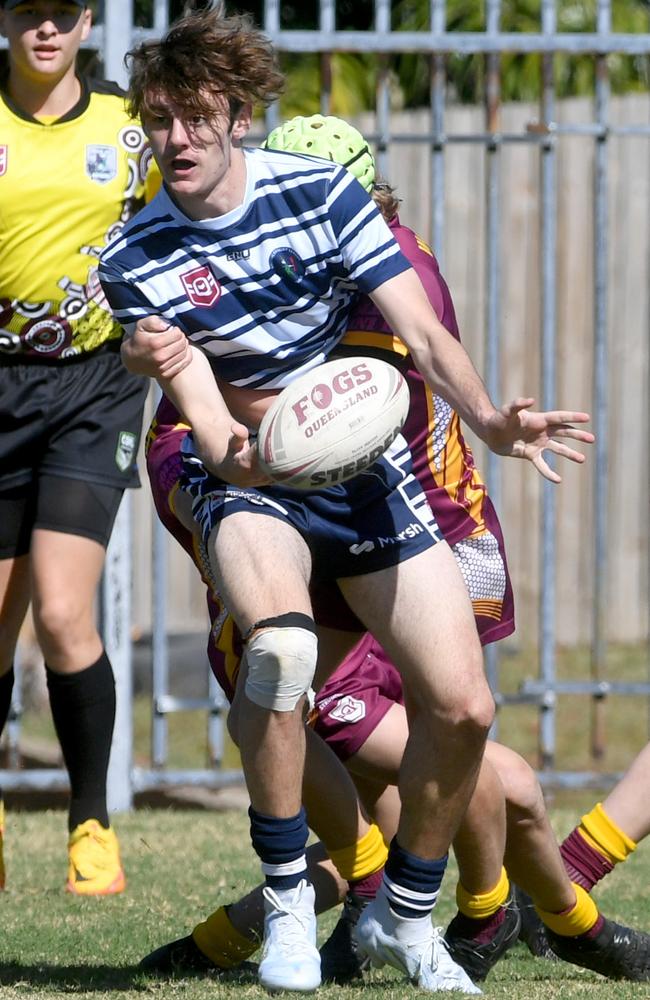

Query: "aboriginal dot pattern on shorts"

xmin=452 ymin=531 xmax=507 ymax=602
xmin=431 ymin=397 xmax=453 ymax=470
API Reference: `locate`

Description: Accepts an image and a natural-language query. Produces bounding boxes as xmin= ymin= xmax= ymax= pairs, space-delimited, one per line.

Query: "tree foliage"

xmin=130 ymin=0 xmax=650 ymax=109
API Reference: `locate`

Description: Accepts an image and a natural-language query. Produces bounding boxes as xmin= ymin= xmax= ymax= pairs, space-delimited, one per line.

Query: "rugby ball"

xmin=257 ymin=356 xmax=410 ymax=490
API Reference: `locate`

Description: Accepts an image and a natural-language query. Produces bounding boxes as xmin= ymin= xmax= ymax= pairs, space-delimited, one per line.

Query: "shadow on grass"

xmin=0 ymin=962 xmax=259 ymax=991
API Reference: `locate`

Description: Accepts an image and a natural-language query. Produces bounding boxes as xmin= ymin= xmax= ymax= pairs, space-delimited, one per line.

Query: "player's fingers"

xmin=550 ymin=426 xmax=595 ymax=444
xmin=531 ymin=450 xmax=562 ymax=484
xmin=137 ymin=315 xmax=170 ymax=333
xmin=544 ymin=439 xmax=587 ymax=464
xmin=501 ymin=396 xmax=535 ymax=417
xmin=542 ymin=410 xmax=591 ymax=425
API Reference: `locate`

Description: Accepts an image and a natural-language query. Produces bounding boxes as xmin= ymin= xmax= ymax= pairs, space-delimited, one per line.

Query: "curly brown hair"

xmin=127 ymin=4 xmax=285 ymax=125
xmin=372 ymin=180 xmax=401 ymax=223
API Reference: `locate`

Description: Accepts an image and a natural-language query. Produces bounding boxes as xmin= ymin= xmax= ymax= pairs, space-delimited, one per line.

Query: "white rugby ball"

xmin=257 ymin=356 xmax=410 ymax=490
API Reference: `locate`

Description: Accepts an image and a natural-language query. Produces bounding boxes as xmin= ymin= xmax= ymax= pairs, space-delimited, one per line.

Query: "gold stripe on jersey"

xmin=471 ymin=600 xmax=504 ymax=621
xmin=342 ymin=327 xmax=488 ymax=532
xmin=0 ymin=79 xmax=147 ymax=359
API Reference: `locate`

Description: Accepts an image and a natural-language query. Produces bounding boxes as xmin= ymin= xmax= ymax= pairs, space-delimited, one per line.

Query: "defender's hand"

xmin=483 ymin=398 xmax=595 ymax=484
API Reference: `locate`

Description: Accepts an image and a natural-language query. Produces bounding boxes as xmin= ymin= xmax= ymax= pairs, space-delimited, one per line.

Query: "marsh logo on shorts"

xmin=349 ymin=540 xmax=375 ymax=555
xmin=86 ymin=144 xmax=118 ymax=184
xmin=0 ymin=146 xmax=7 ymax=176
xmin=116 ymin=431 xmax=136 ymax=472
xmin=328 ymin=696 xmax=366 ymax=725
xmin=181 ymin=265 xmax=222 ymax=308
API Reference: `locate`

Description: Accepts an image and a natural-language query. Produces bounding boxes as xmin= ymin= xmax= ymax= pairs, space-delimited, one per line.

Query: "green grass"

xmin=2 ymin=808 xmax=650 ymax=999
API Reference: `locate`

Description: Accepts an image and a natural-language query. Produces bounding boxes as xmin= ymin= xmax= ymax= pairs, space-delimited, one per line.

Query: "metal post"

xmin=102 ymin=493 xmax=134 ymax=814
xmin=151 ymin=505 xmax=170 ymax=768
xmin=102 ymin=0 xmax=134 ymax=88
xmin=484 ymin=0 xmax=503 ymax=718
xmin=430 ymin=0 xmax=446 ymax=261
xmin=590 ymin=0 xmax=611 ymax=761
xmin=539 ymin=0 xmax=558 ymax=770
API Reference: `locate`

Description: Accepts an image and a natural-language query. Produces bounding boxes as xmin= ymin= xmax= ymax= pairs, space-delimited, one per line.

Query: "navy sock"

xmin=249 ymin=805 xmax=309 ymax=890
xmin=46 ymin=652 xmax=115 ymax=832
xmin=383 ymin=837 xmax=448 ymax=919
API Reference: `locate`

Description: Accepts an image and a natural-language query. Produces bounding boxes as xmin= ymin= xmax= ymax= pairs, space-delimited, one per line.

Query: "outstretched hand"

xmin=483 ymin=398 xmax=595 ymax=484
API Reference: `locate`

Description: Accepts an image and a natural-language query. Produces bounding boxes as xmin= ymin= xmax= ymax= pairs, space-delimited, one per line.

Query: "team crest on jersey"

xmin=86 ymin=144 xmax=117 ymax=184
xmin=180 ymin=264 xmax=221 ymax=308
xmin=0 ymin=146 xmax=7 ymax=176
xmin=115 ymin=431 xmax=136 ymax=472
xmin=270 ymin=248 xmax=305 ymax=283
xmin=327 ymin=696 xmax=366 ymax=725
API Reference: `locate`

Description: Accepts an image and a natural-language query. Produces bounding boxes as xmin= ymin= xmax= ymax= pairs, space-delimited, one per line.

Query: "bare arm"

xmin=370 ymin=268 xmax=594 ymax=483
xmin=121 ymin=316 xmax=267 ymax=486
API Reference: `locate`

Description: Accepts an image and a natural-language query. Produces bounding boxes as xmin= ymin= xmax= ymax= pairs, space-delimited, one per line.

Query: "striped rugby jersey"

xmin=98 ymin=146 xmax=410 ymax=389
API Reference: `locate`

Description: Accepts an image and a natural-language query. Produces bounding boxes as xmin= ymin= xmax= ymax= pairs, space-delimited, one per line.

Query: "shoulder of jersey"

xmin=253 ymin=144 xmax=343 ymax=177
xmin=86 ymin=77 xmax=127 ymax=99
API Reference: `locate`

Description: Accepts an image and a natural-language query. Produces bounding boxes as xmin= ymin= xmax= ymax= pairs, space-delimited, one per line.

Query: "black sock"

xmin=0 ymin=668 xmax=15 ymax=802
xmin=46 ymin=652 xmax=115 ymax=832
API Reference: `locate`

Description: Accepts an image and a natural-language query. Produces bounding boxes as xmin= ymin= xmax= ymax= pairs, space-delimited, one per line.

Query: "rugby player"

xmin=136 ymin=115 xmax=650 ymax=986
xmin=99 ymin=8 xmax=593 ymax=993
xmin=0 ymin=0 xmax=149 ymax=894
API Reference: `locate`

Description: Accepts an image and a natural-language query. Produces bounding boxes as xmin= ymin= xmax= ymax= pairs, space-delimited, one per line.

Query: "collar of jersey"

xmin=0 ymin=72 xmax=90 ymax=126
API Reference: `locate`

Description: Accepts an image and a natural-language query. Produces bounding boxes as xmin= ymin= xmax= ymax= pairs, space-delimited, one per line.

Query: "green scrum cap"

xmin=264 ymin=114 xmax=375 ymax=193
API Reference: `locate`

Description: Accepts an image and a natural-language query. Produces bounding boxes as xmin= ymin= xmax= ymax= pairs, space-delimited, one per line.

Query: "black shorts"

xmin=0 ymin=476 xmax=124 ymax=557
xmin=0 ymin=347 xmax=148 ymax=492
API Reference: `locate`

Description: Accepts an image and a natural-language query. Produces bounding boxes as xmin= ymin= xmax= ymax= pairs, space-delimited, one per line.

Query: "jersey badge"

xmin=270 ymin=248 xmax=306 ymax=283
xmin=0 ymin=146 xmax=7 ymax=176
xmin=328 ymin=696 xmax=366 ymax=725
xmin=86 ymin=144 xmax=118 ymax=185
xmin=180 ymin=264 xmax=222 ymax=308
xmin=116 ymin=431 xmax=137 ymax=472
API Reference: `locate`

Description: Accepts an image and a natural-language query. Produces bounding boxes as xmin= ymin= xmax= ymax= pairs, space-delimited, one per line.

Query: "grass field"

xmin=2 ymin=807 xmax=650 ymax=1000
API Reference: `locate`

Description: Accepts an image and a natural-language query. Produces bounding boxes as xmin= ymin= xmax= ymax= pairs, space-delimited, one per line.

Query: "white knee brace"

xmin=244 ymin=623 xmax=318 ymax=712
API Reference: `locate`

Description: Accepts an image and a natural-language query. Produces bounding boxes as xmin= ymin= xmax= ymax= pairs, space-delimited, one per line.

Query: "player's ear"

xmin=231 ymin=103 xmax=252 ymax=142
xmin=80 ymin=6 xmax=92 ymax=41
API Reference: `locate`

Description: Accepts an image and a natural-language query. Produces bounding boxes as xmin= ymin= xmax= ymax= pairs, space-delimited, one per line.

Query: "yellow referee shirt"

xmin=0 ymin=75 xmax=149 ymax=360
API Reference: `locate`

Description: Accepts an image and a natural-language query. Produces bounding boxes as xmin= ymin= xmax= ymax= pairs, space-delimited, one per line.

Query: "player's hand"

xmin=483 ymin=398 xmax=595 ymax=484
xmin=195 ymin=421 xmax=272 ymax=488
xmin=121 ymin=316 xmax=191 ymax=378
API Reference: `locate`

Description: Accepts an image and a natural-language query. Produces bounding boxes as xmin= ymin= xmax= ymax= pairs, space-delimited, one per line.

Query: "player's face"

xmin=143 ymin=92 xmax=251 ymax=219
xmin=0 ymin=2 xmax=91 ymax=81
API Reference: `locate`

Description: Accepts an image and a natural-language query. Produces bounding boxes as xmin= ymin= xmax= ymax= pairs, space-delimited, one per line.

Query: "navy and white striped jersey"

xmin=98 ymin=146 xmax=410 ymax=389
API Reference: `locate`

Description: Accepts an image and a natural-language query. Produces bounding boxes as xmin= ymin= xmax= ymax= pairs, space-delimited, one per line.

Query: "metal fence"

xmin=2 ymin=0 xmax=650 ymax=808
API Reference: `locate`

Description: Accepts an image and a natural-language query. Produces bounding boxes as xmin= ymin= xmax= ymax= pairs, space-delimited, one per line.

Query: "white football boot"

xmin=258 ymin=879 xmax=321 ymax=993
xmin=355 ymin=888 xmax=482 ymax=994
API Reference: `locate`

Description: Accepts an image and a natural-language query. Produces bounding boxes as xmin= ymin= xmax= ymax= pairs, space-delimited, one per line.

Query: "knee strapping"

xmin=244 ymin=614 xmax=317 ymax=712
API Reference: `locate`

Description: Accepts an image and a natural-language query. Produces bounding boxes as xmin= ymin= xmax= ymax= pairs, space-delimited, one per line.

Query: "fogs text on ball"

xmin=258 ymin=357 xmax=410 ymax=489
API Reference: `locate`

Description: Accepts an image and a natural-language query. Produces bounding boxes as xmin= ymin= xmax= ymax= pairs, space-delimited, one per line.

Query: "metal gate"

xmin=2 ymin=0 xmax=649 ymax=808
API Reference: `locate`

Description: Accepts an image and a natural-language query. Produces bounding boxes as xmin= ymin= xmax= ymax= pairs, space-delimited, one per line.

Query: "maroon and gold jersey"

xmin=0 ymin=76 xmax=149 ymax=360
xmin=343 ymin=216 xmax=491 ymax=549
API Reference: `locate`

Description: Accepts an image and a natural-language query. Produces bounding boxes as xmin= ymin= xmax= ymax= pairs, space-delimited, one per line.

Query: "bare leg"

xmin=340 ymin=541 xmax=494 ymax=860
xmin=30 ymin=530 xmax=104 ymax=671
xmin=209 ymin=513 xmax=313 ymax=818
xmin=600 ymin=741 xmax=650 ymax=843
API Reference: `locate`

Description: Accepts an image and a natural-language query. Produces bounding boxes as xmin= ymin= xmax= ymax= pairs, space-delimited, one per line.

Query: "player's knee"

xmin=244 ymin=615 xmax=318 ymax=712
xmin=439 ymin=686 xmax=495 ymax=745
xmin=33 ymin=595 xmax=89 ymax=651
xmin=501 ymin=752 xmax=546 ymax=824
